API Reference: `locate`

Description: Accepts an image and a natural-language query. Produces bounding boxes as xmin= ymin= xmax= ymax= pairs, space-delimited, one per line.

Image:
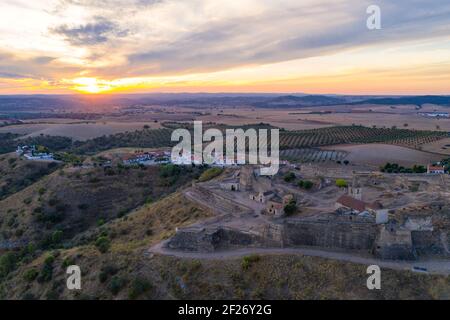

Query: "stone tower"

xmin=348 ymin=176 xmax=362 ymax=200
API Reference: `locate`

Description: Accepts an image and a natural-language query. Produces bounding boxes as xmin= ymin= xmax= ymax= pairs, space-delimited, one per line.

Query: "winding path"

xmin=149 ymin=241 xmax=450 ymax=276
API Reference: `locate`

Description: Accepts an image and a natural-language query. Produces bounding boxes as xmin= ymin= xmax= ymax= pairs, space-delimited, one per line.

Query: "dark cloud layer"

xmin=51 ymin=17 xmax=128 ymax=46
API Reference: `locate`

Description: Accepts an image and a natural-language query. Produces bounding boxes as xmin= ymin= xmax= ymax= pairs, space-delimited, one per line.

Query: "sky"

xmin=0 ymin=0 xmax=449 ymax=95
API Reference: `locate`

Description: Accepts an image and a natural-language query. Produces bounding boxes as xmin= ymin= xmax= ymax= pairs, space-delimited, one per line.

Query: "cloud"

xmin=32 ymin=56 xmax=57 ymax=64
xmin=51 ymin=17 xmax=129 ymax=46
xmin=2 ymin=0 xmax=450 ymax=91
xmin=0 ymin=72 xmax=27 ymax=79
xmin=101 ymin=0 xmax=450 ymax=78
xmin=0 ymin=50 xmax=82 ymax=81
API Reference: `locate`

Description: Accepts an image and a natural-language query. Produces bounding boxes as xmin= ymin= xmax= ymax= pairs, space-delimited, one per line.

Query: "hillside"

xmin=0 ymin=163 xmax=206 ymax=248
xmin=0 ymin=154 xmax=62 ymax=201
xmin=0 ymin=192 xmax=448 ymax=300
xmin=358 ymin=95 xmax=450 ymax=107
xmin=252 ymin=95 xmax=347 ymax=108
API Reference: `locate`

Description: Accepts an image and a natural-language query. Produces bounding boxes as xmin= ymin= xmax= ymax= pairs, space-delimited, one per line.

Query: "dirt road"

xmin=149 ymin=241 xmax=450 ymax=275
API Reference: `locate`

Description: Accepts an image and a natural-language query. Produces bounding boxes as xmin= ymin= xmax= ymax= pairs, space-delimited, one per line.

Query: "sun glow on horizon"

xmin=70 ymin=77 xmax=114 ymax=94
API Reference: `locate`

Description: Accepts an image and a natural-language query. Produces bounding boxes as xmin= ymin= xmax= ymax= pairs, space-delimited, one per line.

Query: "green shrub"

xmin=159 ymin=164 xmax=181 ymax=178
xmin=198 ymin=167 xmax=223 ymax=182
xmin=23 ymin=268 xmax=39 ymax=282
xmin=241 ymin=255 xmax=260 ymax=271
xmin=284 ymin=199 xmax=297 ymax=216
xmin=51 ymin=230 xmax=63 ymax=244
xmin=62 ymin=257 xmax=75 ymax=269
xmin=99 ymin=264 xmax=118 ymax=283
xmin=109 ymin=276 xmax=127 ymax=295
xmin=283 ymin=172 xmax=296 ymax=183
xmin=128 ymin=278 xmax=152 ymax=299
xmin=37 ymin=255 xmax=54 ymax=283
xmin=95 ymin=236 xmax=111 ymax=253
xmin=336 ymin=179 xmax=348 ymax=188
xmin=0 ymin=252 xmax=17 ymax=279
xmin=298 ymin=180 xmax=313 ymax=190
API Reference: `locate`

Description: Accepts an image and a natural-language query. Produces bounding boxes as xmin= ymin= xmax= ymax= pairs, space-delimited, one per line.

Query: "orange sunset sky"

xmin=0 ymin=0 xmax=449 ymax=95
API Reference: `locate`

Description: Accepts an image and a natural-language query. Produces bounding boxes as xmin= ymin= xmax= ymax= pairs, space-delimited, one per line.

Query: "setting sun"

xmin=71 ymin=77 xmax=113 ymax=94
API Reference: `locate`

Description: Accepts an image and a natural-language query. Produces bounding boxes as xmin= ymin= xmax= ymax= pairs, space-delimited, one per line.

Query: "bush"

xmin=23 ymin=268 xmax=39 ymax=282
xmin=62 ymin=257 xmax=75 ymax=269
xmin=128 ymin=278 xmax=152 ymax=299
xmin=298 ymin=180 xmax=313 ymax=190
xmin=284 ymin=199 xmax=297 ymax=216
xmin=198 ymin=167 xmax=223 ymax=182
xmin=241 ymin=255 xmax=260 ymax=271
xmin=109 ymin=276 xmax=127 ymax=295
xmin=99 ymin=264 xmax=118 ymax=283
xmin=283 ymin=172 xmax=296 ymax=183
xmin=48 ymin=198 xmax=58 ymax=206
xmin=159 ymin=164 xmax=181 ymax=178
xmin=0 ymin=252 xmax=17 ymax=279
xmin=336 ymin=179 xmax=348 ymax=188
xmin=37 ymin=255 xmax=54 ymax=283
xmin=95 ymin=236 xmax=111 ymax=253
xmin=51 ymin=230 xmax=63 ymax=244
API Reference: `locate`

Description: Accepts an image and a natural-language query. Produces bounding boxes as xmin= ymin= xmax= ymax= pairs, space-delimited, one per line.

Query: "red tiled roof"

xmin=336 ymin=195 xmax=366 ymax=212
xmin=367 ymin=201 xmax=383 ymax=210
xmin=428 ymin=165 xmax=444 ymax=171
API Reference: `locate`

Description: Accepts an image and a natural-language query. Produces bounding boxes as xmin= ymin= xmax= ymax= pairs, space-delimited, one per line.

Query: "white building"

xmin=427 ymin=164 xmax=445 ymax=174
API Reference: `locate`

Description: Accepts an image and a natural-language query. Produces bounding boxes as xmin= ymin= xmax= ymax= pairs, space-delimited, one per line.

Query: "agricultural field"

xmin=280 ymin=148 xmax=348 ymax=163
xmin=420 ymin=137 xmax=450 ymax=156
xmin=0 ymin=121 xmax=161 ymax=141
xmin=191 ymin=104 xmax=450 ymax=131
xmin=321 ymin=144 xmax=443 ymax=167
xmin=279 ymin=126 xmax=447 ymax=150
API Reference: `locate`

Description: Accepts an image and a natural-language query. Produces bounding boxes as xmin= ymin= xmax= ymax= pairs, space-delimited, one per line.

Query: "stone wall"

xmin=411 ymin=230 xmax=445 ymax=255
xmin=282 ymin=219 xmax=377 ymax=251
xmin=167 ymin=227 xmax=267 ymax=252
xmin=374 ymin=227 xmax=416 ymax=260
xmin=166 ymin=215 xmax=444 ymax=260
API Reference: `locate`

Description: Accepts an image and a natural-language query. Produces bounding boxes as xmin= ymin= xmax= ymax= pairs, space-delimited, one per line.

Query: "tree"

xmin=284 ymin=199 xmax=297 ymax=216
xmin=298 ymin=180 xmax=313 ymax=190
xmin=336 ymin=179 xmax=348 ymax=188
xmin=283 ymin=172 xmax=296 ymax=183
xmin=95 ymin=236 xmax=111 ymax=253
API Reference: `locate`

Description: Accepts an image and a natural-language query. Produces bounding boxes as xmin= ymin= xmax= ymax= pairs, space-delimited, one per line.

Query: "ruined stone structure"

xmin=219 ymin=178 xmax=240 ymax=191
xmin=167 ymin=211 xmax=448 ymax=260
xmin=188 ymin=185 xmax=253 ymax=216
xmin=374 ymin=225 xmax=416 ymax=260
xmin=283 ymin=216 xmax=377 ymax=251
xmin=167 ymin=226 xmax=274 ymax=252
xmin=239 ymin=166 xmax=254 ymax=191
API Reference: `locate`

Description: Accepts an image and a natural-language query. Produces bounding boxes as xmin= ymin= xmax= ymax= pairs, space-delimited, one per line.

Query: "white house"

xmin=427 ymin=164 xmax=445 ymax=174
